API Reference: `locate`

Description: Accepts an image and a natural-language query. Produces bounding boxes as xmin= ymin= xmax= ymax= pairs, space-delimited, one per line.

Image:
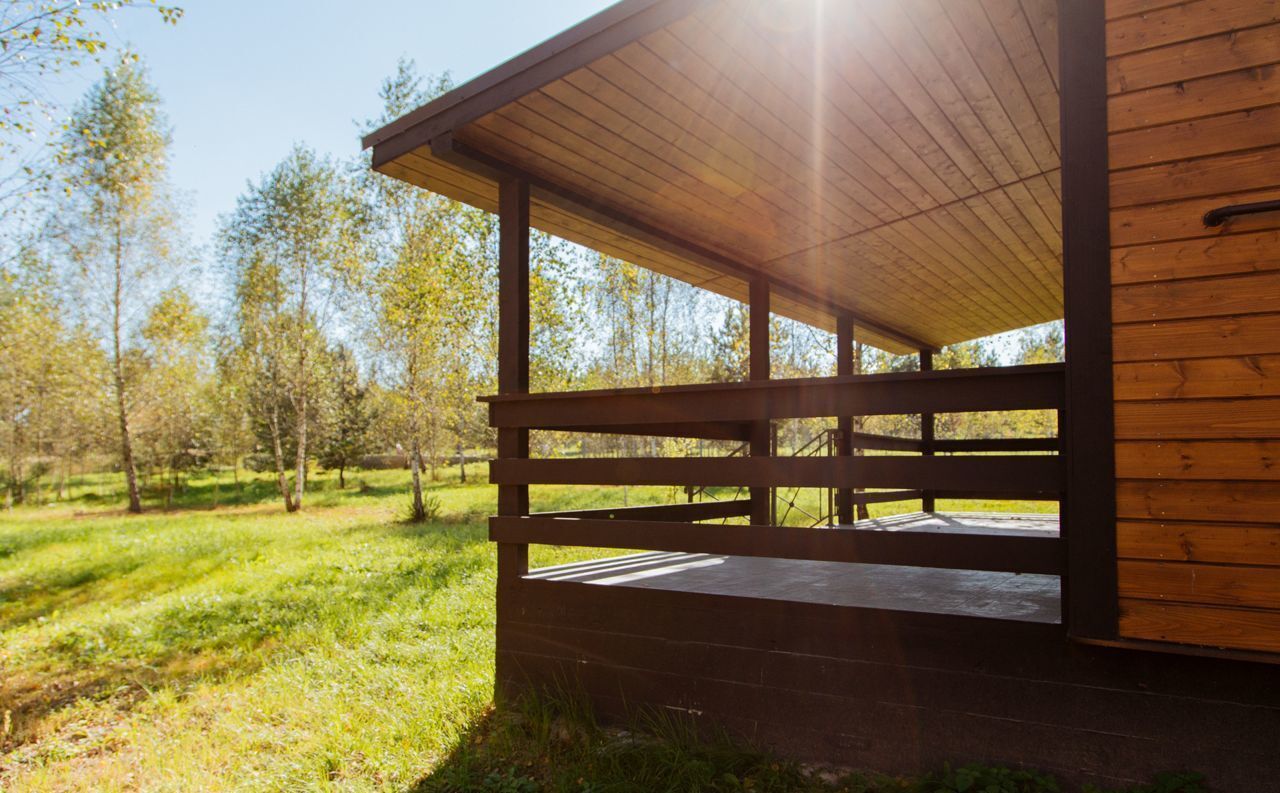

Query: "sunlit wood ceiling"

xmin=368 ymin=0 xmax=1063 ymax=354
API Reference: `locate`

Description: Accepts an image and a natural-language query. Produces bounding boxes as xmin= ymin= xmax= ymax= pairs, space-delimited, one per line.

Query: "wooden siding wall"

xmin=1107 ymin=0 xmax=1280 ymax=653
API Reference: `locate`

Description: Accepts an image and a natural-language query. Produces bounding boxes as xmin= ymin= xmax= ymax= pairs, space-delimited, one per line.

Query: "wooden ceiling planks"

xmin=370 ymin=0 xmax=1065 ymax=353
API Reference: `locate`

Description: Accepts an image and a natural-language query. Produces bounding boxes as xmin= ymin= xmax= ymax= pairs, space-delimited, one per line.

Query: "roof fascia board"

xmin=362 ymin=0 xmax=713 ymax=161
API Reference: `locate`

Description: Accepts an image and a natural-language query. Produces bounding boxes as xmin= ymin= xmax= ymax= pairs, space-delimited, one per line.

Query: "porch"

xmin=527 ymin=511 xmax=1062 ymax=624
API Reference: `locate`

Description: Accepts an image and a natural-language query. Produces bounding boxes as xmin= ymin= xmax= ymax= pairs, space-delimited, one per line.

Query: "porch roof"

xmin=363 ymin=0 xmax=1064 ymax=354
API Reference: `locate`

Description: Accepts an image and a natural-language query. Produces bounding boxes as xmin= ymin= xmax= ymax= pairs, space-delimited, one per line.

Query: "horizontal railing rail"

xmin=932 ymin=437 xmax=1060 ymax=453
xmin=482 ymin=363 xmax=1064 ymax=434
xmin=536 ymin=499 xmax=752 ymax=522
xmin=491 ymin=516 xmax=1064 ymax=575
xmin=488 ymin=364 xmax=1065 ymax=582
xmin=491 ymin=455 xmax=1062 ymax=495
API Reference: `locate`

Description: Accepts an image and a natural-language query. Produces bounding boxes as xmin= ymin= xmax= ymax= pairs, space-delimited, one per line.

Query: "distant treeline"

xmin=1 ymin=43 xmax=1064 ymax=516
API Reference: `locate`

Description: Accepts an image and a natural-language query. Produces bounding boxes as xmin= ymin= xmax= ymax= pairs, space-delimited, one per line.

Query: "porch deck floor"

xmin=527 ymin=512 xmax=1061 ymax=624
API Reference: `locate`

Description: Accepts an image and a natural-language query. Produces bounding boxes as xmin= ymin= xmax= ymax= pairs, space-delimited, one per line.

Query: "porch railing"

xmin=483 ymin=363 xmax=1065 ymax=577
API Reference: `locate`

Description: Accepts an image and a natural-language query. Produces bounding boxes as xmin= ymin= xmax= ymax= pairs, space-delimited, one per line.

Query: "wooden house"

xmin=363 ymin=1 xmax=1280 ymax=788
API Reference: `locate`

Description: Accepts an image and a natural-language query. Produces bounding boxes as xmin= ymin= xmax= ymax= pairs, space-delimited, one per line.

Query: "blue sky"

xmin=64 ymin=0 xmax=1051 ymax=359
xmin=89 ymin=0 xmax=615 ymax=247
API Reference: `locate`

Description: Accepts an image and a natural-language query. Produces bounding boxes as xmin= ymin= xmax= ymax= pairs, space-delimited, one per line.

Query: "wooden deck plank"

xmin=529 ymin=551 xmax=1061 ymax=623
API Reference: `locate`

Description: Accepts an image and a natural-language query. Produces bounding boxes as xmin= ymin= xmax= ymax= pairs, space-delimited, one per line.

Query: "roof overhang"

xmin=365 ymin=0 xmax=1063 ymax=354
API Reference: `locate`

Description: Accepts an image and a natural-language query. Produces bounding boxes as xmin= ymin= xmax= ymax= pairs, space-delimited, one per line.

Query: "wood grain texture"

xmin=1112 ymin=271 xmax=1280 ymax=323
xmin=1110 ymin=187 xmax=1280 ymax=247
xmin=1118 ymin=520 xmax=1280 ymax=565
xmin=1117 ymin=479 xmax=1280 ymax=522
xmin=378 ymin=0 xmax=1066 ymax=353
xmin=1106 ymin=0 xmax=1280 ymax=57
xmin=1114 ymin=355 xmax=1280 ymax=400
xmin=1109 ymin=64 xmax=1280 ymax=133
xmin=1108 ymin=22 xmax=1280 ymax=94
xmin=1115 ymin=397 xmax=1280 ymax=438
xmin=1109 ymin=104 xmax=1280 ymax=170
xmin=1109 ymin=146 xmax=1280 ymax=209
xmin=1111 ymin=229 xmax=1280 ymax=284
xmin=1120 ymin=598 xmax=1280 ymax=653
xmin=1105 ymin=0 xmax=1188 ymax=22
xmin=1112 ymin=313 xmax=1280 ymax=361
xmin=1116 ymin=439 xmax=1280 ymax=479
xmin=1119 ymin=559 xmax=1280 ymax=608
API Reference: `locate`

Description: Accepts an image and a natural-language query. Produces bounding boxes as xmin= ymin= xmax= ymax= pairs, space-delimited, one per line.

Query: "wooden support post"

xmin=836 ymin=315 xmax=854 ymax=525
xmin=749 ymin=277 xmax=771 ymax=525
xmin=920 ymin=349 xmax=936 ymax=514
xmin=497 ymin=176 xmax=530 ymax=579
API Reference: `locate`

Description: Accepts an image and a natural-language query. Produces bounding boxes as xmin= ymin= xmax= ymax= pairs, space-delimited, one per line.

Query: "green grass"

xmin=1 ymin=466 xmax=1144 ymax=793
xmin=0 ymin=467 xmax=643 ymax=791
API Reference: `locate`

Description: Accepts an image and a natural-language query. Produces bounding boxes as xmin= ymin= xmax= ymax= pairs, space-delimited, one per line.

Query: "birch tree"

xmin=57 ymin=57 xmax=181 ymax=513
xmin=220 ymin=145 xmax=361 ymax=512
xmin=0 ymin=2 xmax=182 ymax=223
xmin=0 ymin=249 xmax=96 ymax=505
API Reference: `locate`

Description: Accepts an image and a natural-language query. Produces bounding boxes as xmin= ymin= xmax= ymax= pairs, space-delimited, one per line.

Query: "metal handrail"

xmin=1203 ymin=199 xmax=1280 ymax=227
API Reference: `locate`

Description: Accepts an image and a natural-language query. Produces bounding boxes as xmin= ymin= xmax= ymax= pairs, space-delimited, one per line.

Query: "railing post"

xmin=749 ymin=276 xmax=771 ymax=525
xmin=497 ymin=176 xmax=530 ymax=580
xmin=920 ymin=349 xmax=936 ymax=514
xmin=836 ymin=315 xmax=855 ymax=525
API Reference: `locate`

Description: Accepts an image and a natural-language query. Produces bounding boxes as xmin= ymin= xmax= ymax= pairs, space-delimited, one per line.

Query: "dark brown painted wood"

xmin=848 ymin=432 xmax=926 ymax=452
xmin=497 ymin=176 xmax=531 ymax=582
xmin=934 ymin=489 xmax=1062 ymax=502
xmin=542 ymin=421 xmax=751 ymax=440
xmin=1062 ymin=0 xmax=1118 ymax=640
xmin=496 ymin=576 xmax=1280 ymax=790
xmin=932 ymin=437 xmax=1060 ymax=452
xmin=836 ymin=315 xmax=855 ymax=525
xmin=484 ymin=364 xmax=1065 ymax=429
xmin=535 ymin=499 xmax=752 ymax=522
xmin=492 ymin=516 xmax=1064 ymax=574
xmin=749 ymin=277 xmax=771 ymax=526
xmin=920 ymin=349 xmax=936 ymax=513
xmin=489 ymin=454 xmax=1063 ymax=494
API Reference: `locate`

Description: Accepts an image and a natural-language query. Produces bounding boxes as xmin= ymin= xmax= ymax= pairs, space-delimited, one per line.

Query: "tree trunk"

xmin=268 ymin=400 xmax=295 ymax=512
xmin=292 ymin=379 xmax=307 ymax=512
xmin=428 ymin=416 xmax=439 ymax=481
xmin=409 ymin=435 xmax=425 ymax=521
xmin=457 ymin=440 xmax=466 ymax=484
xmin=9 ymin=425 xmax=24 ymax=506
xmin=292 ymin=258 xmax=309 ymax=512
xmin=113 ymin=221 xmax=143 ymax=514
xmin=338 ymin=465 xmax=345 ymax=490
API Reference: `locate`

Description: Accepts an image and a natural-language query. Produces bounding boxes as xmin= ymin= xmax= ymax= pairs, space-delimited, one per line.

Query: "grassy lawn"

xmin=0 ymin=467 xmax=643 ymax=791
xmin=6 ymin=467 xmax=1200 ymax=793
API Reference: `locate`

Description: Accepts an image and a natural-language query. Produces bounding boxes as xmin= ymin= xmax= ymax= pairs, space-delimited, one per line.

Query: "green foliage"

xmin=709 ymin=303 xmax=750 ymax=383
xmin=0 ymin=250 xmax=101 ymax=506
xmin=479 ymin=768 xmax=542 ymax=793
xmin=916 ymin=764 xmax=1060 ymax=793
xmin=0 ymin=1 xmax=182 ymax=219
xmin=1082 ymin=772 xmax=1207 ymax=793
xmin=403 ymin=491 xmax=442 ymax=523
xmin=316 ymin=344 xmax=373 ymax=485
xmin=220 ymin=143 xmax=364 ymax=510
xmin=0 ymin=474 xmax=1195 ymax=791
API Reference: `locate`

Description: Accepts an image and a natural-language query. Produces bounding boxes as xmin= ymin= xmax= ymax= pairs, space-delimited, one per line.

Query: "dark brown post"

xmin=836 ymin=315 xmax=854 ymax=525
xmin=749 ymin=277 xmax=771 ymax=525
xmin=920 ymin=349 xmax=936 ymax=514
xmin=497 ymin=176 xmax=530 ymax=578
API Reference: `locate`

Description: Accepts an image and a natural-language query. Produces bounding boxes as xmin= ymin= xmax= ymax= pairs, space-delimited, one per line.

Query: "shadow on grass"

xmin=408 ymin=691 xmax=1212 ymax=793
xmin=409 ymin=687 xmax=879 ymax=793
